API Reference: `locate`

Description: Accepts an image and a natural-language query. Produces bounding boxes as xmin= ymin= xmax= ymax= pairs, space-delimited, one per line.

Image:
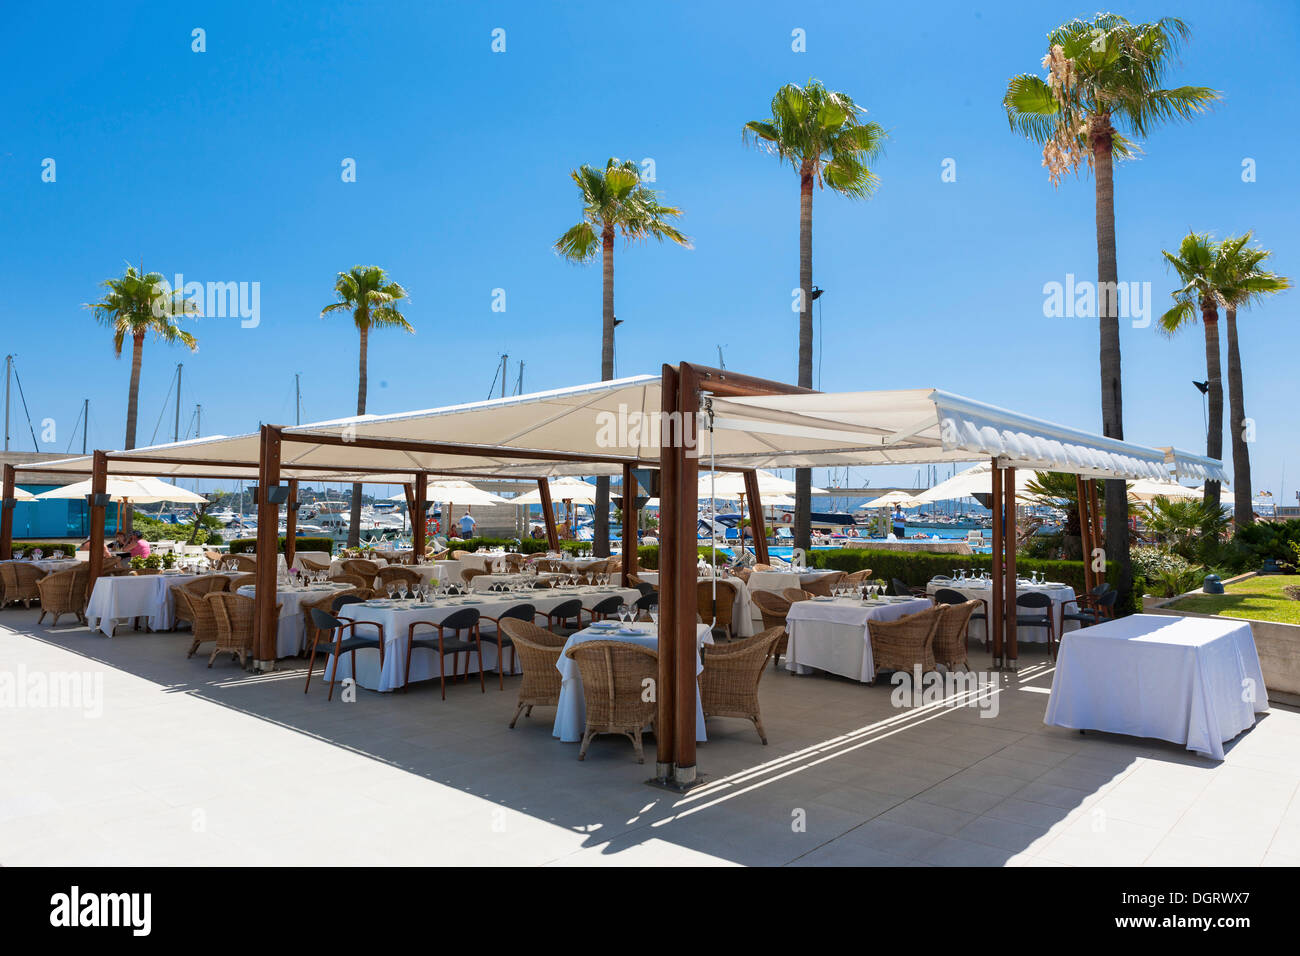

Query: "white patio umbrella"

xmin=1126 ymin=478 xmax=1204 ymax=502
xmin=35 ymin=475 xmax=207 ymax=504
xmin=387 ymin=479 xmax=511 ymax=507
xmin=511 ymin=476 xmax=600 ymax=505
xmin=914 ymin=463 xmax=1038 ymax=505
xmin=697 ymin=469 xmax=828 ymax=499
xmin=860 ymin=490 xmax=929 ymax=509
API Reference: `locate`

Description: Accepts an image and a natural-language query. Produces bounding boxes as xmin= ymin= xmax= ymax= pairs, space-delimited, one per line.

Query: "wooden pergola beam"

xmin=0 ymin=464 xmax=14 ymax=560
xmin=285 ymin=478 xmax=299 ymax=568
xmin=1003 ymin=465 xmax=1018 ymax=666
xmin=537 ymin=478 xmax=559 ymax=551
xmin=253 ymin=425 xmax=282 ymax=667
xmin=742 ymin=469 xmax=769 ymax=565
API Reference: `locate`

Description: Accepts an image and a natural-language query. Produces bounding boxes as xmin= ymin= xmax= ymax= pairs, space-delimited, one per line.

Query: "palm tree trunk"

xmin=1201 ymin=298 xmax=1224 ymax=512
xmin=594 ymin=227 xmax=614 ymax=556
xmin=348 ymin=325 xmax=369 ymax=549
xmin=1091 ymin=120 xmax=1130 ymax=600
xmin=1224 ymin=306 xmax=1252 ymax=527
xmin=794 ymin=163 xmax=814 ymax=553
xmin=122 ymin=331 xmax=145 ymax=533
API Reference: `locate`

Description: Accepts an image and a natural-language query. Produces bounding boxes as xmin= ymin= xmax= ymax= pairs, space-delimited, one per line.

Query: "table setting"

xmin=784 ymin=592 xmax=933 ymax=682
xmin=926 ymin=571 xmax=1078 ymax=644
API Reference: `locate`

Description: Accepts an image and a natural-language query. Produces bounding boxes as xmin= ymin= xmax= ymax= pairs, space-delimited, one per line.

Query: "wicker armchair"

xmin=332 ymin=572 xmax=369 ymax=590
xmin=204 ymin=592 xmax=271 ymax=668
xmin=298 ymin=556 xmax=330 ymax=574
xmin=461 ymin=567 xmax=490 ymax=589
xmin=700 ymin=627 xmax=783 ymax=744
xmin=565 ymin=640 xmax=659 ymax=763
xmin=341 ymin=559 xmax=381 ymax=586
xmin=803 ymin=571 xmax=846 ymax=597
xmin=225 ymin=573 xmax=257 ymax=591
xmin=1 ymin=561 xmax=47 ymax=608
xmin=500 ymin=619 xmax=566 ymax=728
xmin=450 ymin=550 xmax=470 ymax=561
xmin=226 ymin=554 xmax=257 ymax=572
xmin=376 ymin=566 xmax=422 ymax=592
xmin=36 ymin=565 xmax=89 ymax=626
xmin=188 ymin=575 xmax=230 ymax=597
xmin=502 ymin=553 xmax=526 ymax=571
xmin=844 ymin=569 xmax=873 ymax=588
xmin=867 ymin=605 xmax=944 ymax=681
xmin=696 ymin=579 xmax=736 ymax=639
xmin=751 ymin=590 xmax=793 ymax=668
xmin=932 ymin=600 xmax=979 ymax=672
xmin=781 ymin=587 xmax=812 ymax=604
xmin=177 ymin=588 xmax=222 ymax=659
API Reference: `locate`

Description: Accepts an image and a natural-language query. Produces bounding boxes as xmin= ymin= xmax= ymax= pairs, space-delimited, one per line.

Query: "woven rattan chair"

xmin=203 ymin=549 xmax=223 ymax=565
xmin=867 ymin=605 xmax=944 ymax=681
xmin=700 ymin=626 xmax=783 ymax=744
xmin=1 ymin=561 xmax=47 ymax=608
xmin=696 ymin=579 xmax=736 ymax=640
xmin=781 ymin=587 xmax=812 ymax=604
xmin=298 ymin=556 xmax=331 ymax=574
xmin=204 ymin=591 xmax=272 ymax=668
xmin=332 ymin=572 xmax=368 ymax=590
xmin=450 ymin=550 xmax=470 ymax=561
xmin=844 ymin=569 xmax=873 ymax=589
xmin=224 ymin=573 xmax=257 ymax=591
xmin=460 ymin=567 xmax=490 ymax=590
xmin=376 ymin=566 xmax=421 ymax=593
xmin=751 ymin=590 xmax=793 ymax=668
xmin=187 ymin=574 xmax=230 ymax=598
xmin=226 ymin=554 xmax=257 ymax=572
xmin=565 ymin=640 xmax=659 ymax=763
xmin=502 ymin=553 xmax=526 ymax=571
xmin=36 ymin=564 xmax=89 ymax=626
xmin=500 ymin=619 xmax=566 ymax=727
xmin=178 ymin=587 xmax=222 ymax=659
xmin=932 ymin=587 xmax=989 ymax=647
xmin=932 ymin=600 xmax=980 ymax=672
xmin=341 ymin=559 xmax=381 ymax=586
xmin=803 ymin=571 xmax=846 ymax=597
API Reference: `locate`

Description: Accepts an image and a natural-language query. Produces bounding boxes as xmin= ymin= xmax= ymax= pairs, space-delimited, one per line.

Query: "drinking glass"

xmin=398 ymin=583 xmax=408 ymax=600
xmin=649 ymin=604 xmax=658 ymax=626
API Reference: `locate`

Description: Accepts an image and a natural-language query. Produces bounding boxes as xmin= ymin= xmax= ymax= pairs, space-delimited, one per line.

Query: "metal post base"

xmin=253 ymin=659 xmax=276 ymax=673
xmin=644 ymin=763 xmax=709 ymax=794
xmin=1005 ymin=658 xmax=1019 ymax=671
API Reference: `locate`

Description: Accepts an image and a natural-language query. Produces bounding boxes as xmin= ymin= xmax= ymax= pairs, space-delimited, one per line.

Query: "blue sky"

xmin=2 ymin=1 xmax=1297 ymax=502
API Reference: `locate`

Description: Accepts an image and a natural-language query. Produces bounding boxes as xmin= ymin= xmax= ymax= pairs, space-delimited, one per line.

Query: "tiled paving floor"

xmin=2 ymin=607 xmax=1298 ymax=866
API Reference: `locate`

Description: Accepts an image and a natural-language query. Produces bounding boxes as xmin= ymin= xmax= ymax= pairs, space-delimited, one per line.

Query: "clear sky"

xmin=3 ymin=1 xmax=1297 ymax=502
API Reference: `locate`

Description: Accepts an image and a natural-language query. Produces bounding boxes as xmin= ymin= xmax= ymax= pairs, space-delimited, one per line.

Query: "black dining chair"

xmin=304 ymin=606 xmax=385 ymax=702
xmin=890 ymin=577 xmax=925 ymax=598
xmin=405 ymin=607 xmax=483 ymax=699
xmin=1015 ymin=591 xmax=1057 ymax=658
xmin=479 ymin=603 xmax=534 ymax=690
xmin=581 ymin=594 xmax=626 ymax=625
xmin=537 ymin=598 xmax=584 ymax=636
xmin=1061 ymin=587 xmax=1118 ymax=630
xmin=634 ymin=591 xmax=660 ymax=620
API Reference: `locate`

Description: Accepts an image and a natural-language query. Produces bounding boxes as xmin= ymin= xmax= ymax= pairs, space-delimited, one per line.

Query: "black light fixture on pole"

xmin=1192 ymin=380 xmax=1209 ymax=441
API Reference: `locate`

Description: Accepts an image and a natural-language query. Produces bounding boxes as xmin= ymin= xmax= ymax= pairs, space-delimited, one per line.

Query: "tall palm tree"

xmin=86 ymin=263 xmax=199 ymax=451
xmin=1217 ymin=234 xmax=1291 ymax=527
xmin=1160 ymin=232 xmax=1228 ymax=510
xmin=743 ymin=79 xmax=887 ymax=551
xmin=555 ymin=158 xmax=690 ymax=554
xmin=1004 ymin=14 xmax=1217 ymax=597
xmin=321 ymin=265 xmax=413 ymax=547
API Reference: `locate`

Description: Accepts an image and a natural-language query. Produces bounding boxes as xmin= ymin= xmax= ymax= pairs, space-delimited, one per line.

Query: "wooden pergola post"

xmin=989 ymin=458 xmax=1003 ymax=666
xmin=413 ymin=473 xmax=427 ymax=559
xmin=621 ymin=463 xmax=638 ymax=588
xmin=284 ymin=478 xmax=299 ymax=569
xmin=253 ymin=424 xmax=282 ymax=670
xmin=654 ymin=366 xmax=680 ymax=780
xmin=538 ymin=479 xmax=559 ymax=551
xmin=88 ymin=451 xmax=108 ymax=594
xmin=742 ymin=469 xmax=769 ymax=565
xmin=1003 ymin=465 xmax=1018 ymax=667
xmin=0 ymin=463 xmax=15 ymax=560
xmin=671 ymin=363 xmax=702 ymax=787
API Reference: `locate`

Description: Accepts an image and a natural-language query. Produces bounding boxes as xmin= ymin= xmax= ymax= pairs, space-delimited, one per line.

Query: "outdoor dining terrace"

xmin=1 ymin=362 xmax=1294 ymax=866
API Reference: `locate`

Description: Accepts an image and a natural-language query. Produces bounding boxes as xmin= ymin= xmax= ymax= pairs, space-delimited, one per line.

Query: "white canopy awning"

xmin=387 ymin=479 xmax=512 ymax=507
xmin=18 ymin=375 xmax=1225 ymax=484
xmin=512 ymin=476 xmax=600 ymax=505
xmin=860 ymin=490 xmax=930 ymax=509
xmin=35 ymin=476 xmax=208 ymax=504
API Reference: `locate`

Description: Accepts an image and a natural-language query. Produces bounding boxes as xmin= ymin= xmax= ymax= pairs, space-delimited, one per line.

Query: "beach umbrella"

xmin=860 ymin=490 xmax=929 ymax=509
xmin=913 ymin=463 xmax=1038 ymax=505
xmin=1126 ymin=478 xmax=1204 ymax=502
xmin=697 ymin=469 xmax=828 ymax=499
xmin=511 ymin=477 xmax=600 ymax=505
xmin=387 ymin=479 xmax=511 ymax=507
xmin=35 ymin=476 xmax=207 ymax=504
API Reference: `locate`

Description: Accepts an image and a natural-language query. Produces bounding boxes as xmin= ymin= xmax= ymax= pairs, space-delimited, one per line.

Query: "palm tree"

xmin=321 ymin=266 xmax=413 ymax=547
xmin=1160 ymin=232 xmax=1228 ymax=510
xmin=1217 ymin=234 xmax=1291 ymax=527
xmin=1004 ymin=14 xmax=1217 ymax=598
xmin=743 ymin=79 xmax=887 ymax=551
xmin=87 ymin=263 xmax=199 ymax=451
xmin=555 ymin=158 xmax=690 ymax=555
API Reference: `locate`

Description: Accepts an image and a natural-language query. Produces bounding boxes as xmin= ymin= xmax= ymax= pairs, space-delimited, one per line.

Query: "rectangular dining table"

xmin=926 ymin=577 xmax=1079 ymax=644
xmin=1044 ymin=614 xmax=1267 ymax=760
xmin=324 ymin=585 xmax=641 ymax=692
xmin=85 ymin=571 xmax=212 ymax=636
xmin=785 ymin=596 xmax=933 ymax=683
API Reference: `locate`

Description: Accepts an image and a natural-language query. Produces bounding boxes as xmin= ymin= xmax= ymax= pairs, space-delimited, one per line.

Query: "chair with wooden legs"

xmin=500 ymin=619 xmax=566 ymax=727
xmin=36 ymin=565 xmax=89 ymax=626
xmin=376 ymin=566 xmax=421 ymax=595
xmin=751 ymin=590 xmax=794 ymax=668
xmin=696 ymin=579 xmax=736 ymax=641
xmin=405 ymin=607 xmax=483 ymax=699
xmin=298 ymin=556 xmax=331 ymax=574
xmin=1 ymin=562 xmax=46 ymax=608
xmin=304 ymin=599 xmax=386 ymax=700
xmin=341 ymin=559 xmax=381 ymax=588
xmin=1015 ymin=591 xmax=1057 ymax=657
xmin=933 ymin=587 xmax=988 ymax=645
xmin=843 ymin=569 xmax=873 ymax=589
xmin=699 ymin=627 xmax=784 ymax=744
xmin=478 ymin=603 xmax=534 ymax=690
xmin=802 ymin=571 xmax=845 ymax=597
xmin=564 ymin=640 xmax=659 ymax=763
xmin=537 ymin=597 xmax=584 ymax=635
xmin=866 ymin=605 xmax=944 ymax=682
xmin=931 ymin=600 xmax=980 ymax=672
xmin=204 ymin=592 xmax=273 ymax=669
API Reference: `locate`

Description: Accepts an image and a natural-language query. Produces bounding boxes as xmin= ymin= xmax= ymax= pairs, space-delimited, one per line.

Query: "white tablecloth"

xmin=289 ymin=551 xmax=333 ymax=571
xmin=2 ymin=557 xmax=81 ymax=574
xmin=85 ymin=572 xmax=209 ymax=636
xmin=785 ymin=596 xmax=933 ymax=682
xmin=747 ymin=568 xmax=840 ymax=595
xmin=926 ymin=578 xmax=1078 ymax=644
xmin=1044 ymin=614 xmax=1267 ymax=760
xmin=237 ymin=583 xmax=351 ymax=658
xmin=554 ymin=621 xmax=712 ymax=743
xmin=635 ymin=572 xmax=755 ymax=638
xmin=325 ymin=586 xmax=640 ymax=692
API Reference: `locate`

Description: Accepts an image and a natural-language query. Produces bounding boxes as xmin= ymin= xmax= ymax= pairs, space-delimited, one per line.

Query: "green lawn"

xmin=1168 ymin=574 xmax=1300 ymax=625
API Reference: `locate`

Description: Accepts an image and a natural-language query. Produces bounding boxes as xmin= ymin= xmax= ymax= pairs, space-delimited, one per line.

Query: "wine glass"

xmin=398 ymin=582 xmax=408 ymax=601
xmin=649 ymin=604 xmax=658 ymax=626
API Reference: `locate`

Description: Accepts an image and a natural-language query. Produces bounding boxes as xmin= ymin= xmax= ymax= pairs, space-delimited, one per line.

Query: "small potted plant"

xmin=162 ymin=551 xmax=177 ymax=570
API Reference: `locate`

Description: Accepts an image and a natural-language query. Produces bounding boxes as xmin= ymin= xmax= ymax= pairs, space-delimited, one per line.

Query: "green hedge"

xmin=227 ymin=536 xmax=335 ymax=555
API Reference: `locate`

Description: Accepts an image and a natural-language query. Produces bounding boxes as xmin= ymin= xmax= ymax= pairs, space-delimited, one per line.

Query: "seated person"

xmin=128 ymin=533 xmax=152 ymax=559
